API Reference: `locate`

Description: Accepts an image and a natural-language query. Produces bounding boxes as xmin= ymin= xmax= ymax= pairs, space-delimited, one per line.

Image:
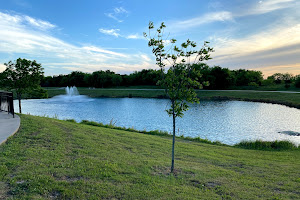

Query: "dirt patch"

xmin=189 ymin=179 xmax=221 ymax=189
xmin=31 ymin=131 xmax=40 ymax=136
xmin=123 ymin=146 xmax=134 ymax=153
xmin=0 ymin=182 xmax=10 ymax=200
xmin=52 ymin=174 xmax=87 ymax=183
xmin=53 ymin=121 xmax=74 ymax=134
xmin=49 ymin=190 xmax=61 ymax=199
xmin=151 ymin=166 xmax=196 ymax=178
xmin=205 ymin=181 xmax=221 ymax=189
xmin=190 ymin=180 xmax=205 ymax=189
xmin=151 ymin=165 xmax=182 ymax=176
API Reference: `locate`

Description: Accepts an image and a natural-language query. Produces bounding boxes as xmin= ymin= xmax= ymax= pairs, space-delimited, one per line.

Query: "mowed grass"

xmin=0 ymin=115 xmax=300 ymax=199
xmin=45 ymin=87 xmax=300 ymax=108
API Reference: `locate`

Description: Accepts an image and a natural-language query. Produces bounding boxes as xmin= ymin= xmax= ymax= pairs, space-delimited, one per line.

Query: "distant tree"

xmin=0 ymin=58 xmax=44 ymax=113
xmin=209 ymin=66 xmax=233 ymax=89
xmin=294 ymin=75 xmax=300 ymax=88
xmin=261 ymin=78 xmax=275 ymax=86
xmin=69 ymin=71 xmax=86 ymax=87
xmin=269 ymin=73 xmax=294 ymax=84
xmin=111 ymin=74 xmax=122 ymax=86
xmin=234 ymin=69 xmax=263 ymax=86
xmin=144 ymin=21 xmax=213 ymax=173
xmin=84 ymin=73 xmax=92 ymax=87
xmin=41 ymin=76 xmax=52 ymax=87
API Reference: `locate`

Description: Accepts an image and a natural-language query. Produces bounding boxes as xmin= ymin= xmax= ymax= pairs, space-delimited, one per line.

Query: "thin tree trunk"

xmin=18 ymin=94 xmax=22 ymax=114
xmin=171 ymin=100 xmax=176 ymax=173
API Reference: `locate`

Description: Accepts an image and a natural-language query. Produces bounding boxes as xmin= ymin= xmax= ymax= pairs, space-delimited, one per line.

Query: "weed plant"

xmin=235 ymin=140 xmax=299 ymax=151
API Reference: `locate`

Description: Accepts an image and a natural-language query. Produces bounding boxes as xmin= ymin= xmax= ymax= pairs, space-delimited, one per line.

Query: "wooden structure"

xmin=0 ymin=91 xmax=14 ymax=117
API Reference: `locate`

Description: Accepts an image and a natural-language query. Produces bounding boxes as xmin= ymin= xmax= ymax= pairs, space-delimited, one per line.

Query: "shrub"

xmin=295 ymin=76 xmax=300 ymax=88
xmin=248 ymin=82 xmax=259 ymax=87
xmin=261 ymin=79 xmax=275 ymax=86
xmin=65 ymin=119 xmax=76 ymax=123
xmin=234 ymin=140 xmax=298 ymax=151
xmin=79 ymin=120 xmax=226 ymax=145
xmin=285 ymin=83 xmax=291 ymax=89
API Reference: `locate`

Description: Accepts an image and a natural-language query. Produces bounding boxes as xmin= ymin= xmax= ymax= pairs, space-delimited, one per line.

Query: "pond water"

xmin=14 ymin=96 xmax=300 ymax=145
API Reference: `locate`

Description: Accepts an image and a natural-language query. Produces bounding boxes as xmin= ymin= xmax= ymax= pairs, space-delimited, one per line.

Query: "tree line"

xmin=40 ymin=64 xmax=300 ymax=89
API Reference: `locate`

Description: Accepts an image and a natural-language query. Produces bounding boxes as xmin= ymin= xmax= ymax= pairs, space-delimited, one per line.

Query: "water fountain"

xmin=65 ymin=86 xmax=79 ymax=96
xmin=50 ymin=86 xmax=92 ymax=102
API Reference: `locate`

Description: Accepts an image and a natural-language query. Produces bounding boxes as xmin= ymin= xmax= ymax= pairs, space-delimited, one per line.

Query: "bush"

xmin=234 ymin=140 xmax=298 ymax=151
xmin=284 ymin=83 xmax=291 ymax=89
xmin=295 ymin=76 xmax=300 ymax=88
xmin=65 ymin=119 xmax=76 ymax=123
xmin=79 ymin=120 xmax=226 ymax=145
xmin=248 ymin=82 xmax=259 ymax=87
xmin=261 ymin=79 xmax=275 ymax=86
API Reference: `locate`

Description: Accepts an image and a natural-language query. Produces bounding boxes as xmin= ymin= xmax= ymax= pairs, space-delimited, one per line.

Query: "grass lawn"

xmin=0 ymin=114 xmax=299 ymax=199
xmin=229 ymin=84 xmax=300 ymax=92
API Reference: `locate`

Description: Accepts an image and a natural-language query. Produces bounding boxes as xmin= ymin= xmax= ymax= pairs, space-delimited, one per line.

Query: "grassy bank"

xmin=229 ymin=84 xmax=300 ymax=92
xmin=45 ymin=87 xmax=300 ymax=109
xmin=1 ymin=115 xmax=300 ymax=199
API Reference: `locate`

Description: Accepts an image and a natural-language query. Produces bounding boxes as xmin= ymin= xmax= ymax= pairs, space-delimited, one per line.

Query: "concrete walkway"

xmin=0 ymin=111 xmax=20 ymax=145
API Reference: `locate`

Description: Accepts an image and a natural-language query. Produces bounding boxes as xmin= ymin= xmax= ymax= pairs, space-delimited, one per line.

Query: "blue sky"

xmin=0 ymin=0 xmax=299 ymax=77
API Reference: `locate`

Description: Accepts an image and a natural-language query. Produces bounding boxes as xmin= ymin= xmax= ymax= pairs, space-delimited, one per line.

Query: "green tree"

xmin=269 ymin=73 xmax=294 ymax=84
xmin=209 ymin=66 xmax=233 ymax=89
xmin=294 ymin=75 xmax=300 ymax=88
xmin=144 ymin=22 xmax=213 ymax=173
xmin=0 ymin=58 xmax=44 ymax=113
xmin=111 ymin=74 xmax=122 ymax=86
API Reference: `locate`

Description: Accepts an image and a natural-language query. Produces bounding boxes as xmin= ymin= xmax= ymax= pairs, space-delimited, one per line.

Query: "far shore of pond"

xmin=42 ymin=87 xmax=300 ymax=109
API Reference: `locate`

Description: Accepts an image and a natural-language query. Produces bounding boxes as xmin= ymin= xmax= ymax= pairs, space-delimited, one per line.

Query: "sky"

xmin=0 ymin=0 xmax=299 ymax=77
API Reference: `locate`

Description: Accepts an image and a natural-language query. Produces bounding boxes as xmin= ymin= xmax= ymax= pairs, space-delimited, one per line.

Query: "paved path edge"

xmin=0 ymin=114 xmax=21 ymax=146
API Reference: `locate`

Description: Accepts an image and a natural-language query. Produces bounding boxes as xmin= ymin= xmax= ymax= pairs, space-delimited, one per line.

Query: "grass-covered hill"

xmin=0 ymin=115 xmax=299 ymax=199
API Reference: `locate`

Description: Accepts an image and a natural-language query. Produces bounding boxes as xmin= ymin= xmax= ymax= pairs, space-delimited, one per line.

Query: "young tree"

xmin=294 ymin=75 xmax=300 ymax=88
xmin=144 ymin=22 xmax=213 ymax=173
xmin=0 ymin=58 xmax=44 ymax=113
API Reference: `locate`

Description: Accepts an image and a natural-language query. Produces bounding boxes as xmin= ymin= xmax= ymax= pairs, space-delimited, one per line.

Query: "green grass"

xmin=229 ymin=84 xmax=300 ymax=92
xmin=0 ymin=114 xmax=299 ymax=199
xmin=196 ymin=90 xmax=300 ymax=109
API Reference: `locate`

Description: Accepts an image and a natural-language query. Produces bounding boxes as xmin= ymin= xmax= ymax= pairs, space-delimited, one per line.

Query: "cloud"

xmin=99 ymin=28 xmax=144 ymax=40
xmin=99 ymin=28 xmax=120 ymax=37
xmin=48 ymin=53 xmax=154 ymax=74
xmin=0 ymin=12 xmax=154 ymax=75
xmin=0 ymin=64 xmax=6 ymax=72
xmin=24 ymin=16 xmax=56 ymax=30
xmin=0 ymin=12 xmax=55 ymax=31
xmin=232 ymin=0 xmax=297 ymax=17
xmin=250 ymin=0 xmax=296 ymax=15
xmin=113 ymin=7 xmax=128 ymax=14
xmin=211 ymin=23 xmax=300 ymax=62
xmin=166 ymin=0 xmax=297 ymax=33
xmin=82 ymin=46 xmax=127 ymax=57
xmin=205 ymin=18 xmax=300 ymax=75
xmin=126 ymin=34 xmax=144 ymax=39
xmin=251 ymin=63 xmax=300 ymax=77
xmin=168 ymin=11 xmax=233 ymax=30
xmin=105 ymin=6 xmax=129 ymax=22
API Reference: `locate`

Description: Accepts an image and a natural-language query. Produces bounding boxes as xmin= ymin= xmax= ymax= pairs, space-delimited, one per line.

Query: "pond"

xmin=14 ymin=95 xmax=300 ymax=146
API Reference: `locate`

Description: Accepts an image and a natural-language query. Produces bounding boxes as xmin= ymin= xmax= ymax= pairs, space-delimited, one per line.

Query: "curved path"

xmin=0 ymin=112 xmax=20 ymax=145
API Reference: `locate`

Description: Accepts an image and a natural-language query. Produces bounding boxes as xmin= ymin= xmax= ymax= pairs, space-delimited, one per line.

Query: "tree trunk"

xmin=18 ymin=94 xmax=22 ymax=114
xmin=171 ymin=100 xmax=176 ymax=173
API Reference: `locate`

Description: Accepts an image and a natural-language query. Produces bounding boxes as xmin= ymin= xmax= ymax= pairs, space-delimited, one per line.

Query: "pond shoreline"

xmin=200 ymin=96 xmax=300 ymax=109
xmin=42 ymin=88 xmax=300 ymax=110
xmin=15 ymin=96 xmax=300 ymax=146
